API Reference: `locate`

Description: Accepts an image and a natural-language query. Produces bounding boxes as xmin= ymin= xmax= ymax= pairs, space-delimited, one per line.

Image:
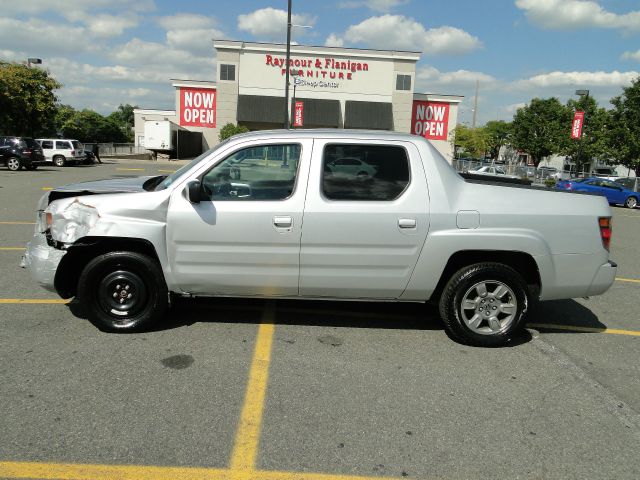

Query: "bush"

xmin=544 ymin=177 xmax=557 ymax=188
xmin=219 ymin=123 xmax=249 ymax=142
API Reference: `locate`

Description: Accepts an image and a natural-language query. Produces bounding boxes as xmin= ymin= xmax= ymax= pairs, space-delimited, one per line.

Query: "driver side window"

xmin=201 ymin=144 xmax=301 ymax=201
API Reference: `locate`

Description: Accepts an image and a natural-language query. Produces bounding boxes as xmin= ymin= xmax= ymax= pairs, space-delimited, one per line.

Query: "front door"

xmin=166 ymin=141 xmax=311 ymax=296
xmin=299 ymin=140 xmax=430 ymax=299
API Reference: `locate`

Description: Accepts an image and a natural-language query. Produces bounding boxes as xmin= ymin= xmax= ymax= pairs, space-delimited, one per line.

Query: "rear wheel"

xmin=7 ymin=157 xmax=21 ymax=171
xmin=53 ymin=155 xmax=66 ymax=167
xmin=78 ymin=251 xmax=168 ymax=332
xmin=625 ymin=196 xmax=637 ymax=209
xmin=439 ymin=262 xmax=529 ymax=347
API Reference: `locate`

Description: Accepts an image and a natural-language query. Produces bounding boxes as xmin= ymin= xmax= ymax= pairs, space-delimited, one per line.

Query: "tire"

xmin=438 ymin=262 xmax=529 ymax=347
xmin=625 ymin=196 xmax=637 ymax=209
xmin=77 ymin=251 xmax=168 ymax=332
xmin=7 ymin=157 xmax=21 ymax=171
xmin=53 ymin=155 xmax=66 ymax=167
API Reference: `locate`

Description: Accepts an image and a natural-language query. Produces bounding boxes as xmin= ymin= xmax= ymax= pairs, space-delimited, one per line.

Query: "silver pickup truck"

xmin=21 ymin=130 xmax=617 ymax=347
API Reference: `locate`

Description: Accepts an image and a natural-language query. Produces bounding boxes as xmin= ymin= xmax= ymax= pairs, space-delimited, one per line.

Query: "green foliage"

xmin=107 ymin=104 xmax=137 ymax=142
xmin=561 ymin=96 xmax=612 ymax=170
xmin=607 ymin=77 xmax=640 ymax=176
xmin=452 ymin=124 xmax=487 ymax=158
xmin=544 ymin=177 xmax=557 ymax=188
xmin=483 ymin=120 xmax=512 ymax=160
xmin=219 ymin=123 xmax=250 ymax=142
xmin=60 ymin=109 xmax=128 ymax=143
xmin=0 ymin=61 xmax=62 ymax=137
xmin=511 ymin=98 xmax=568 ymax=167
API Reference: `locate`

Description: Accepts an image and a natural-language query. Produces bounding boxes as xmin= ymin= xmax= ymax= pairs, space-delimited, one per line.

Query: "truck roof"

xmin=231 ymin=129 xmax=425 ymax=143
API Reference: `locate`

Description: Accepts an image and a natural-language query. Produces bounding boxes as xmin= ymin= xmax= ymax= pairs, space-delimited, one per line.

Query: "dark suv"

xmin=0 ymin=136 xmax=46 ymax=171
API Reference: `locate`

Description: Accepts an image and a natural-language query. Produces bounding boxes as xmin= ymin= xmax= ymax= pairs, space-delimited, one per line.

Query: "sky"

xmin=1 ymin=0 xmax=639 ymax=126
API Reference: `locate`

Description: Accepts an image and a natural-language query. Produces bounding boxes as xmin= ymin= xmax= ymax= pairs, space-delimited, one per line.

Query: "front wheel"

xmin=625 ymin=196 xmax=637 ymax=209
xmin=7 ymin=157 xmax=21 ymax=171
xmin=438 ymin=262 xmax=529 ymax=347
xmin=77 ymin=251 xmax=168 ymax=332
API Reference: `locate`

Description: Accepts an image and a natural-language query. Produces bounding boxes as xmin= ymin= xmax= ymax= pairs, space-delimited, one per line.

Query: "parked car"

xmin=36 ymin=138 xmax=85 ymax=167
xmin=556 ymin=177 xmax=638 ymax=209
xmin=22 ymin=130 xmax=616 ymax=347
xmin=0 ymin=136 xmax=46 ymax=171
xmin=469 ymin=165 xmax=520 ymax=179
xmin=82 ymin=150 xmax=96 ymax=165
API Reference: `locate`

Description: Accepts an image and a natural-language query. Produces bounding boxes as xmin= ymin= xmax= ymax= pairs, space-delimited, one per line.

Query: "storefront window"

xmin=396 ymin=74 xmax=411 ymax=91
xmin=220 ymin=64 xmax=236 ymax=81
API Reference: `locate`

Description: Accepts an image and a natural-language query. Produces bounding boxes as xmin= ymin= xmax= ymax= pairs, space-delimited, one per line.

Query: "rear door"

xmin=299 ymin=139 xmax=430 ymax=299
xmin=39 ymin=140 xmax=54 ymax=161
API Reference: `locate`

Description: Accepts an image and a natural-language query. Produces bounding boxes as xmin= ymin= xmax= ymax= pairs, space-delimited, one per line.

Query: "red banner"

xmin=411 ymin=101 xmax=450 ymax=140
xmin=179 ymin=87 xmax=216 ymax=128
xmin=293 ymin=101 xmax=304 ymax=127
xmin=571 ymin=111 xmax=584 ymax=139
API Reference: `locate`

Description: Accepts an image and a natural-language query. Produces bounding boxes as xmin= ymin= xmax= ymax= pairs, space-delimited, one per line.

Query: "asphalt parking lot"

xmin=1 ymin=161 xmax=639 ymax=480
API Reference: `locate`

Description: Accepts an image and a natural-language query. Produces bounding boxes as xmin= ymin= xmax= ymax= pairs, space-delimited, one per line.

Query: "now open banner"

xmin=411 ymin=101 xmax=450 ymax=141
xmin=179 ymin=87 xmax=216 ymax=128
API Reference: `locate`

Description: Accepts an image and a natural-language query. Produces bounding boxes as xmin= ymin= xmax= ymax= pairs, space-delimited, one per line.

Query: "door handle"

xmin=273 ymin=216 xmax=293 ymax=228
xmin=398 ymin=218 xmax=416 ymax=229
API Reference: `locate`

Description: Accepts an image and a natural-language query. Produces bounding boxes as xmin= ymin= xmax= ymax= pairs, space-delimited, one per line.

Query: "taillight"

xmin=599 ymin=217 xmax=612 ymax=251
xmin=23 ymin=149 xmax=32 ymax=156
xmin=71 ymin=150 xmax=75 ymax=156
xmin=564 ymin=183 xmax=572 ymax=190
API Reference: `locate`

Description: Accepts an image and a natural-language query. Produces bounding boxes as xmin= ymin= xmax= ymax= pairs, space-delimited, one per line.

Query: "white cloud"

xmin=157 ymin=13 xmax=217 ymax=31
xmin=0 ymin=18 xmax=91 ymax=56
xmin=237 ymin=7 xmax=316 ymax=41
xmin=339 ymin=0 xmax=409 ymax=12
xmin=324 ymin=34 xmax=345 ymax=47
xmin=79 ymin=13 xmax=139 ymax=38
xmin=338 ymin=15 xmax=481 ymax=55
xmin=8 ymin=0 xmax=155 ymax=14
xmin=416 ymin=65 xmax=495 ymax=90
xmin=515 ymin=0 xmax=640 ymax=32
xmin=621 ymin=50 xmax=640 ymax=62
xmin=513 ymin=70 xmax=639 ymax=89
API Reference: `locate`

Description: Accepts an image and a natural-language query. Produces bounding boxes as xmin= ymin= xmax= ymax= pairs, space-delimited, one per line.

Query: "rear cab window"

xmin=322 ymin=144 xmax=410 ymax=201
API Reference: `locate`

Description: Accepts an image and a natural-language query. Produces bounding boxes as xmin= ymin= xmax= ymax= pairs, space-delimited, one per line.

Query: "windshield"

xmin=154 ymin=139 xmax=231 ymax=191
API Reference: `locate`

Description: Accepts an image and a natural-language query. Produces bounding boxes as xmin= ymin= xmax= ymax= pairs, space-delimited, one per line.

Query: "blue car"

xmin=557 ymin=177 xmax=638 ymax=209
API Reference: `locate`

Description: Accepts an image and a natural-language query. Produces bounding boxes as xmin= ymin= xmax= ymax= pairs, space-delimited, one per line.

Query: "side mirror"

xmin=186 ymin=180 xmax=202 ymax=204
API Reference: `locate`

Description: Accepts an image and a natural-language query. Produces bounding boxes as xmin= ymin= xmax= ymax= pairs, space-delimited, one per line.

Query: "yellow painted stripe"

xmin=616 ymin=277 xmax=640 ymax=284
xmin=116 ymin=168 xmax=145 ymax=171
xmin=529 ymin=323 xmax=640 ymax=337
xmin=0 ymin=461 xmax=232 ymax=480
xmin=0 ymin=299 xmax=68 ymax=304
xmin=0 ymin=221 xmax=34 ymax=225
xmin=0 ymin=247 xmax=25 ymax=250
xmin=41 ymin=187 xmax=53 ymax=191
xmin=0 ymin=463 xmax=406 ymax=480
xmin=158 ymin=169 xmax=176 ymax=173
xmin=230 ymin=302 xmax=276 ymax=472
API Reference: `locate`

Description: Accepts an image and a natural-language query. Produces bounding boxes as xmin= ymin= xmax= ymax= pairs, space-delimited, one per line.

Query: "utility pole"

xmin=471 ymin=80 xmax=479 ymax=128
xmin=283 ymin=0 xmax=292 ymax=129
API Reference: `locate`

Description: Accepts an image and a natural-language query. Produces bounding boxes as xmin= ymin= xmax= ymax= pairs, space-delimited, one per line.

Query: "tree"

xmin=61 ymin=109 xmax=127 ymax=143
xmin=451 ymin=124 xmax=487 ymax=158
xmin=607 ymin=76 xmax=640 ymax=176
xmin=483 ymin=120 xmax=512 ymax=160
xmin=107 ymin=104 xmax=137 ymax=142
xmin=219 ymin=123 xmax=249 ymax=142
xmin=511 ymin=98 xmax=568 ymax=167
xmin=561 ymin=96 xmax=612 ymax=173
xmin=0 ymin=61 xmax=61 ymax=137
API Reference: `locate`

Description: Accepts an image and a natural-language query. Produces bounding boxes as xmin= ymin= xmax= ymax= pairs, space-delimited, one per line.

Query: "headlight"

xmin=35 ymin=210 xmax=48 ymax=233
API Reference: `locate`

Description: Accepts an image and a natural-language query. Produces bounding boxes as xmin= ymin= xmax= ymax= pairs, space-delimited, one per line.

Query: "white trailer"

xmin=143 ymin=120 xmax=178 ymax=151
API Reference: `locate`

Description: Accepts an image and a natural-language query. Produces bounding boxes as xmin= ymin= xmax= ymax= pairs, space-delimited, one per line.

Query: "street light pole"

xmin=575 ymin=89 xmax=589 ymax=177
xmin=283 ymin=0 xmax=292 ymax=129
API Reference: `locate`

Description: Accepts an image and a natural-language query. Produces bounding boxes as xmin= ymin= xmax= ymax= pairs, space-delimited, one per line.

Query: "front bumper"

xmin=586 ymin=260 xmax=618 ymax=296
xmin=20 ymin=233 xmax=66 ymax=293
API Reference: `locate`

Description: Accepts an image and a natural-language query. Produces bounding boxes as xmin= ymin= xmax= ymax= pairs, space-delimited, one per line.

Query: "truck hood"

xmin=47 ymin=175 xmax=159 ymax=204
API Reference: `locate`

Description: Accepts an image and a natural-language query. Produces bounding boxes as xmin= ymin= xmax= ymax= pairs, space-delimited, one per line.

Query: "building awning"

xmin=293 ymin=98 xmax=341 ymax=127
xmin=344 ymin=101 xmax=394 ymax=130
xmin=237 ymin=95 xmax=285 ymax=124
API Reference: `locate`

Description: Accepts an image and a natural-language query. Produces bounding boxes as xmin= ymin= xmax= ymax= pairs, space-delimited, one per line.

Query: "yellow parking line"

xmin=41 ymin=187 xmax=53 ymax=191
xmin=230 ymin=302 xmax=276 ymax=472
xmin=0 ymin=299 xmax=68 ymax=304
xmin=616 ymin=277 xmax=640 ymax=284
xmin=0 ymin=221 xmax=34 ymax=225
xmin=116 ymin=168 xmax=145 ymax=171
xmin=529 ymin=323 xmax=640 ymax=337
xmin=0 ymin=247 xmax=25 ymax=251
xmin=158 ymin=169 xmax=176 ymax=173
xmin=0 ymin=462 xmax=404 ymax=480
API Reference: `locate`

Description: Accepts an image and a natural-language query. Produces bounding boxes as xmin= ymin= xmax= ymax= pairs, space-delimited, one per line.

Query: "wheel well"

xmin=54 ymin=237 xmax=161 ymax=298
xmin=430 ymin=250 xmax=541 ymax=303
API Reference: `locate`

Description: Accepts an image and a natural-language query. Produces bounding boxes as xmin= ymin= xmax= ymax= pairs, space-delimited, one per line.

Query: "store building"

xmin=134 ymin=40 xmax=462 ymax=161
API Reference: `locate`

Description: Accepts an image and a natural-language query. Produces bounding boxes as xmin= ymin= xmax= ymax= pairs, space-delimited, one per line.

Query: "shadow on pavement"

xmin=526 ymin=299 xmax=607 ymax=333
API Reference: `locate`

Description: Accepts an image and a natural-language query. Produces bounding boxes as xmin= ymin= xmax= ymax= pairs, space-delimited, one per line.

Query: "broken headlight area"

xmin=45 ymin=199 xmax=100 ymax=246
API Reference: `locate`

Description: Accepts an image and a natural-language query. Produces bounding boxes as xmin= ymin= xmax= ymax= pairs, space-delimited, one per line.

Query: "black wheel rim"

xmin=97 ymin=270 xmax=148 ymax=320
